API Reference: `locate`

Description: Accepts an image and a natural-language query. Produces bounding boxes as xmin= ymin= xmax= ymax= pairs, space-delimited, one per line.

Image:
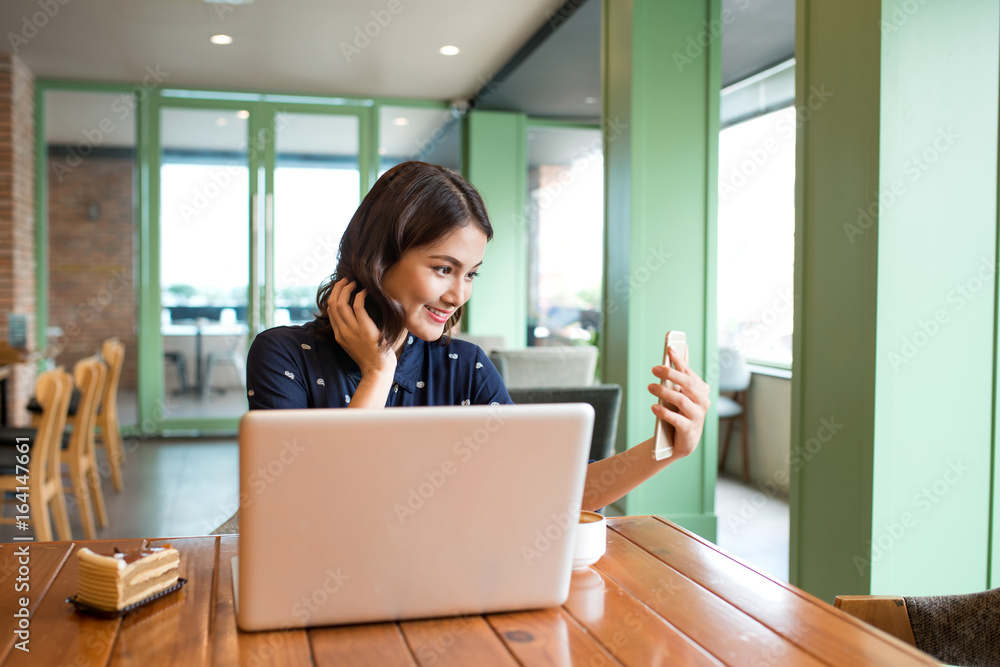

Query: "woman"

xmin=244 ymin=160 xmax=709 ymax=514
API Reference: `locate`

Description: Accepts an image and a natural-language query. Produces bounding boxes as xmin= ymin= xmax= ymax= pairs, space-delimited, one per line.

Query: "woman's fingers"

xmin=668 ymin=346 xmax=692 ymax=373
xmin=330 ymin=281 xmax=384 ymax=349
xmin=329 ymin=279 xmax=356 ymax=321
xmin=326 ymin=280 xmax=396 ymax=377
xmin=654 ymin=350 xmax=710 ymax=402
xmin=648 ymin=382 xmax=700 ymax=417
xmin=328 ymin=278 xmax=347 ymax=310
xmin=328 ymin=280 xmax=365 ymax=346
xmin=651 ymin=401 xmax=688 ymax=427
xmin=664 ymin=347 xmax=697 ymax=383
xmin=652 ymin=365 xmax=706 ymax=404
xmin=649 ymin=352 xmax=711 ymax=433
xmin=352 ymin=287 xmax=368 ymax=318
xmin=351 ymin=288 xmax=381 ymax=334
xmin=645 ymin=349 xmax=712 ymax=459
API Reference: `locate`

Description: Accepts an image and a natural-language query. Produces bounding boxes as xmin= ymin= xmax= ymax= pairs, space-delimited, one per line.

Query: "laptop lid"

xmin=236 ymin=403 xmax=593 ymax=631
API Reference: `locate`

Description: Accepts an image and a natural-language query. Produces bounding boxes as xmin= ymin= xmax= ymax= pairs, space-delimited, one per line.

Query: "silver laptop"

xmin=235 ymin=403 xmax=593 ymax=632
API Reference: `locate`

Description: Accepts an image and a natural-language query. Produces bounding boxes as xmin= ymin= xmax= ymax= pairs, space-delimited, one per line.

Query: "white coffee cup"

xmin=572 ymin=510 xmax=607 ymax=570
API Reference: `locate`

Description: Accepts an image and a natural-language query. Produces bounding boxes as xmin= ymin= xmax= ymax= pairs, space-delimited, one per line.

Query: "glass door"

xmin=157 ymin=102 xmax=255 ymax=424
xmin=148 ymin=97 xmax=369 ymax=431
xmin=525 ymin=124 xmax=604 ymax=348
xmin=269 ymin=109 xmax=364 ymax=328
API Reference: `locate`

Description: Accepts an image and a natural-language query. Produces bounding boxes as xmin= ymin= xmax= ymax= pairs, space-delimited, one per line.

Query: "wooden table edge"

xmin=607 ymin=516 xmax=940 ymax=665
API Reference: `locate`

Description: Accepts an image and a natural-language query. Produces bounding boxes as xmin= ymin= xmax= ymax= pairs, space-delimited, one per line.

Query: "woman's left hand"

xmin=647 ymin=348 xmax=711 ymax=459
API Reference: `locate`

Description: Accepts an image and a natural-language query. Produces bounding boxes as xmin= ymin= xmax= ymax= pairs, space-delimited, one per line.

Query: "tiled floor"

xmin=715 ymin=472 xmax=790 ymax=581
xmin=117 ymin=388 xmax=248 ymax=426
xmin=2 ymin=438 xmax=790 ymax=584
xmin=0 ymin=438 xmax=240 ymax=543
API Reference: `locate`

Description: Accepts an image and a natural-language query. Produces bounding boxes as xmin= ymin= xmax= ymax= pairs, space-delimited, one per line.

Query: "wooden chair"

xmin=717 ymin=347 xmax=752 ymax=481
xmin=28 ymin=338 xmax=127 ymax=492
xmin=96 ymin=337 xmax=126 ymax=491
xmin=0 ymin=368 xmax=74 ymax=541
xmin=836 ymin=590 xmax=1000 ymax=666
xmin=62 ymin=356 xmax=109 ymax=540
xmin=835 ymin=595 xmax=917 ymax=646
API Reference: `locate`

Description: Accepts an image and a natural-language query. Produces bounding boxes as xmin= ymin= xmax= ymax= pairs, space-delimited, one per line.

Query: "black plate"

xmin=66 ymin=578 xmax=187 ymax=618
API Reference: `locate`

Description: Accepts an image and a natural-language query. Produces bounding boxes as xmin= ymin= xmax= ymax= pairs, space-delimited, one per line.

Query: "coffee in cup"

xmin=572 ymin=510 xmax=607 ymax=570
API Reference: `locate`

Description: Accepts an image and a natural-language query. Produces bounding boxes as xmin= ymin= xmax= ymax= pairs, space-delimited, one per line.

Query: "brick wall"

xmin=0 ymin=54 xmax=35 ymax=426
xmin=46 ymin=150 xmax=137 ymax=388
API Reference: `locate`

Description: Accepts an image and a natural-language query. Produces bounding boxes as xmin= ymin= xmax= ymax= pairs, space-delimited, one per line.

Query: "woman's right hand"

xmin=327 ymin=278 xmax=396 ymax=378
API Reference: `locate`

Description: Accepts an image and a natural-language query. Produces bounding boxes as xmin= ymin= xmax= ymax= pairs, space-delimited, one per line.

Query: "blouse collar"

xmin=327 ymin=325 xmax=425 ymax=394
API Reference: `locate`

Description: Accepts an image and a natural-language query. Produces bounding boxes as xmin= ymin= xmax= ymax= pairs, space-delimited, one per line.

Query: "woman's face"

xmin=383 ymin=224 xmax=488 ymax=344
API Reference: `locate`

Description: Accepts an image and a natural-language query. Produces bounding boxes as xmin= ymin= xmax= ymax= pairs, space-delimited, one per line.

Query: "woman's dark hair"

xmin=316 ymin=161 xmax=493 ymax=345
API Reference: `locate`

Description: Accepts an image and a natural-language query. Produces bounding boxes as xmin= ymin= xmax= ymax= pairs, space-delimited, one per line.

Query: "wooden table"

xmin=0 ymin=516 xmax=939 ymax=666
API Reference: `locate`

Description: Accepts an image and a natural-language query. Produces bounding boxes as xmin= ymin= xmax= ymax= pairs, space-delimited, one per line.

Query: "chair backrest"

xmin=490 ymin=346 xmax=598 ymax=389
xmin=99 ymin=337 xmax=125 ymax=417
xmin=69 ymin=356 xmax=107 ymax=458
xmin=453 ymin=334 xmax=507 ymax=354
xmin=507 ymin=384 xmax=622 ymax=461
xmin=718 ymin=347 xmax=752 ymax=393
xmin=32 ymin=368 xmax=74 ymax=484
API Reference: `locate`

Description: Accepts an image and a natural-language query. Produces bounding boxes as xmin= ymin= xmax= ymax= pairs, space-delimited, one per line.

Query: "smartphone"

xmin=653 ymin=331 xmax=688 ymax=461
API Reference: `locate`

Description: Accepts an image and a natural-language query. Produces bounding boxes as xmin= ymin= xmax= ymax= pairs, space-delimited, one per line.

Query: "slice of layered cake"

xmin=76 ymin=545 xmax=181 ymax=612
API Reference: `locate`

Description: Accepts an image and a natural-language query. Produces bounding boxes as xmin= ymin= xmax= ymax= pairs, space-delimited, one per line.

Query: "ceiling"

xmin=2 ymin=0 xmax=568 ymax=101
xmin=718 ymin=0 xmax=795 ymax=88
xmin=481 ymin=0 xmax=795 ymax=119
xmin=5 ymin=0 xmax=794 ymax=105
xmin=15 ymin=0 xmax=794 ymax=154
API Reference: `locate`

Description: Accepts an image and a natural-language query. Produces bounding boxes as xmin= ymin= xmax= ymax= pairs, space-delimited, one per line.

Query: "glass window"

xmin=526 ymin=126 xmax=604 ymax=348
xmin=160 ymin=107 xmax=250 ymax=319
xmin=378 ymin=104 xmax=460 ymax=175
xmin=159 ymin=106 xmax=250 ymax=418
xmin=274 ymin=112 xmax=361 ymax=325
xmin=717 ymin=106 xmax=795 ymax=367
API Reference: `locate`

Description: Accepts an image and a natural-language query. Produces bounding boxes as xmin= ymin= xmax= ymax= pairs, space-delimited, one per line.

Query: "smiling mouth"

xmin=425 ymin=306 xmax=451 ymax=323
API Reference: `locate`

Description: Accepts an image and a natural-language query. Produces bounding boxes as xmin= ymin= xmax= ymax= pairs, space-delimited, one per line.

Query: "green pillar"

xmin=462 ymin=111 xmax=527 ymax=348
xmin=793 ymin=0 xmax=999 ymax=601
xmin=603 ymin=0 xmax=720 ymax=539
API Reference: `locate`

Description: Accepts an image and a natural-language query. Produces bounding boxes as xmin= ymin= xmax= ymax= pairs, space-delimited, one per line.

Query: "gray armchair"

xmin=452 ymin=333 xmax=507 ymax=354
xmin=490 ymin=346 xmax=598 ymax=389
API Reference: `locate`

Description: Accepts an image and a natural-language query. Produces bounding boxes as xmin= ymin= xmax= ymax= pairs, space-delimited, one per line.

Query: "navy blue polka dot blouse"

xmin=246 ymin=319 xmax=512 ymax=410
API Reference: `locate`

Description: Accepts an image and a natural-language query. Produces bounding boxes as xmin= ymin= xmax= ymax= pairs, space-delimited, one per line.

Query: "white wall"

xmin=719 ymin=371 xmax=792 ymax=495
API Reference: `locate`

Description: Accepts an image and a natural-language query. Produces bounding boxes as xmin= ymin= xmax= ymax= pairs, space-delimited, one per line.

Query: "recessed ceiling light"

xmin=237 ymin=110 xmax=250 ymax=119
xmin=584 ymin=96 xmax=598 ymax=104
xmin=210 ymin=34 xmax=233 ymax=45
xmin=439 ymin=45 xmax=459 ymax=56
xmin=216 ymin=117 xmax=228 ymax=126
xmin=393 ymin=118 xmax=408 ymax=126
